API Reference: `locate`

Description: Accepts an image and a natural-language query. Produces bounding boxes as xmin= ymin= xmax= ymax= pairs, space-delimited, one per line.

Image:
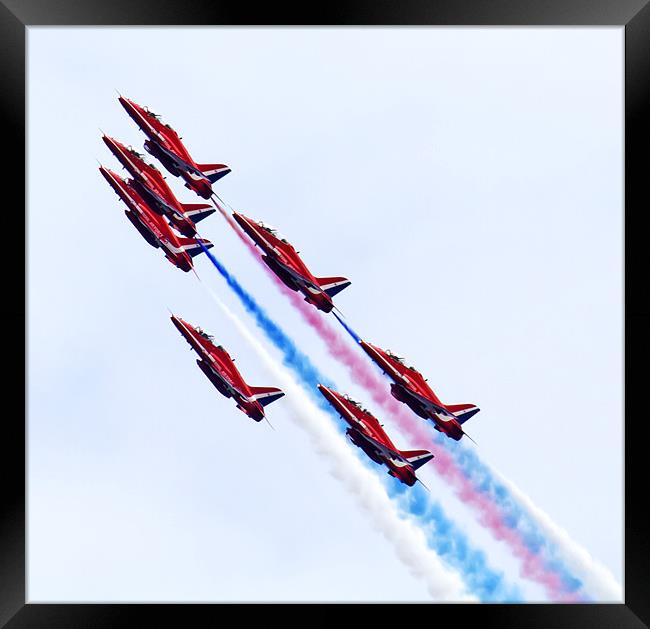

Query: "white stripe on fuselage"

xmin=132 ymin=109 xmax=164 ymax=142
xmin=364 ymin=346 xmax=455 ymax=423
xmin=365 ymin=345 xmax=411 ymax=384
xmin=131 ymin=204 xmax=164 ymax=242
xmin=110 ymin=173 xmax=166 ymax=248
xmin=244 ymin=223 xmax=325 ymax=296
xmin=114 ymin=145 xmax=144 ymax=178
xmin=330 ymin=393 xmax=406 ymax=464
xmin=175 ymin=318 xmax=248 ymax=400
xmin=110 ymin=146 xmax=180 ymax=219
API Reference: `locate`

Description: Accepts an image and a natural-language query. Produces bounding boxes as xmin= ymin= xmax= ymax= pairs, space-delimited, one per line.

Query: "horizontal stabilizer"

xmin=315 ymin=276 xmax=351 ymax=298
xmin=446 ymin=403 xmax=480 ymax=425
xmin=176 ymin=237 xmax=213 ymax=258
xmin=400 ymin=449 xmax=434 ymax=471
xmin=197 ymin=163 xmax=231 ymax=184
xmin=250 ymin=386 xmax=285 ymax=407
xmin=181 ymin=203 xmax=216 ymax=223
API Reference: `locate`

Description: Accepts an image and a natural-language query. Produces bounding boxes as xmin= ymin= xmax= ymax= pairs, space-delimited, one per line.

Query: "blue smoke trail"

xmin=197 ymin=242 xmax=336 ymax=412
xmin=393 ymin=482 xmax=521 ymax=601
xmin=333 ymin=311 xmax=361 ymax=343
xmin=440 ymin=435 xmax=583 ymax=594
xmin=341 ymin=316 xmax=584 ymax=596
xmin=198 ymin=243 xmax=521 ymax=601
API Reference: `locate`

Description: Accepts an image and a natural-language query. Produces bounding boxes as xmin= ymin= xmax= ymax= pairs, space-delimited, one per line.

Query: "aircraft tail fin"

xmin=446 ymin=403 xmax=480 ymax=425
xmin=197 ymin=163 xmax=231 ymax=184
xmin=177 ymin=237 xmax=213 ymax=258
xmin=181 ymin=203 xmax=216 ymax=223
xmin=400 ymin=449 xmax=435 ymax=471
xmin=315 ymin=276 xmax=352 ymax=299
xmin=250 ymin=386 xmax=285 ymax=408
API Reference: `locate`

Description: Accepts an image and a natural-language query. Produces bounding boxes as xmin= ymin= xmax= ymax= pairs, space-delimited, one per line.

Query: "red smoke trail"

xmin=283 ymin=292 xmax=579 ymax=601
xmin=212 ymin=197 xmax=259 ymax=255
xmin=215 ymin=204 xmax=580 ymax=601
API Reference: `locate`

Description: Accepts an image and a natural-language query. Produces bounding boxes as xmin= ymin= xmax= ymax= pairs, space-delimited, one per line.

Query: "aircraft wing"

xmin=154 ymin=141 xmax=194 ymax=172
xmin=352 ymin=430 xmax=408 ymax=466
xmin=404 ymin=387 xmax=453 ymax=419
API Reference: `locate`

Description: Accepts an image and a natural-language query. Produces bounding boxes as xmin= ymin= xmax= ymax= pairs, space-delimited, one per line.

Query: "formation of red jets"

xmin=100 ymin=96 xmax=480 ymax=487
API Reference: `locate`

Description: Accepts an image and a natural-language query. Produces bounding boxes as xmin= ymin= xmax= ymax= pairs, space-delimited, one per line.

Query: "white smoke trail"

xmin=496 ymin=474 xmax=622 ymax=601
xmin=203 ymin=284 xmax=474 ymax=601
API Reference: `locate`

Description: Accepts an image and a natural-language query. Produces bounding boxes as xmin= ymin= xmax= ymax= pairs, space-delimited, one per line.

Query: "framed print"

xmin=2 ymin=0 xmax=648 ymax=626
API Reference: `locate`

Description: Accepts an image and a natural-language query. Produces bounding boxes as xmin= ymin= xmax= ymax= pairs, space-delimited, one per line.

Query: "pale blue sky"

xmin=27 ymin=27 xmax=623 ymax=601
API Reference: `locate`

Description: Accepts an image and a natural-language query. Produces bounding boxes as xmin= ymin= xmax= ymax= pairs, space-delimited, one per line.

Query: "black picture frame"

xmin=3 ymin=0 xmax=648 ymax=626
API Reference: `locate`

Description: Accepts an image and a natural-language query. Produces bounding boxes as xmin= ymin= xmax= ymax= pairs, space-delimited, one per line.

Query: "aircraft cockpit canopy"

xmin=386 ymin=349 xmax=418 ymax=372
xmin=194 ymin=326 xmax=214 ymax=342
xmin=144 ymin=106 xmax=163 ymax=121
xmin=127 ymin=146 xmax=158 ymax=170
xmin=257 ymin=221 xmax=289 ymax=244
xmin=343 ymin=394 xmax=374 ymax=417
xmin=386 ymin=349 xmax=404 ymax=363
xmin=127 ymin=145 xmax=145 ymax=160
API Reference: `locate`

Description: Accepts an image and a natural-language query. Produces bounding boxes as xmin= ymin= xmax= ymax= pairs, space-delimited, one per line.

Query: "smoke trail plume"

xmin=498 ymin=475 xmax=622 ymax=601
xmin=276 ymin=290 xmax=619 ymax=601
xmin=196 ymin=248 xmax=519 ymax=601
xmin=206 ymin=210 xmax=588 ymax=599
xmin=209 ymin=181 xmax=618 ymax=602
xmin=201 ymin=286 xmax=474 ymax=601
xmin=277 ymin=289 xmax=590 ymax=600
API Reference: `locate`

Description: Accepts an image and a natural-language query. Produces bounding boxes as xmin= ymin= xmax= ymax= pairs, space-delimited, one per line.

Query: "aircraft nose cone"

xmin=118 ymin=96 xmax=141 ymax=119
xmin=317 ymin=384 xmax=336 ymax=403
xmin=98 ymin=165 xmax=110 ymax=182
xmin=170 ymin=314 xmax=187 ymax=335
xmin=232 ymin=212 xmax=247 ymax=228
xmin=102 ymin=135 xmax=118 ymax=152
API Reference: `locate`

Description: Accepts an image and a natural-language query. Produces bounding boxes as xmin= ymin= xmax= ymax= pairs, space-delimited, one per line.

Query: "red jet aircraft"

xmin=318 ymin=385 xmax=433 ymax=486
xmin=118 ymin=96 xmax=230 ymax=199
xmin=102 ymin=135 xmax=215 ymax=237
xmin=232 ymin=212 xmax=351 ymax=313
xmin=99 ymin=166 xmax=213 ymax=272
xmin=359 ymin=341 xmax=480 ymax=442
xmin=171 ymin=315 xmax=285 ymax=422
